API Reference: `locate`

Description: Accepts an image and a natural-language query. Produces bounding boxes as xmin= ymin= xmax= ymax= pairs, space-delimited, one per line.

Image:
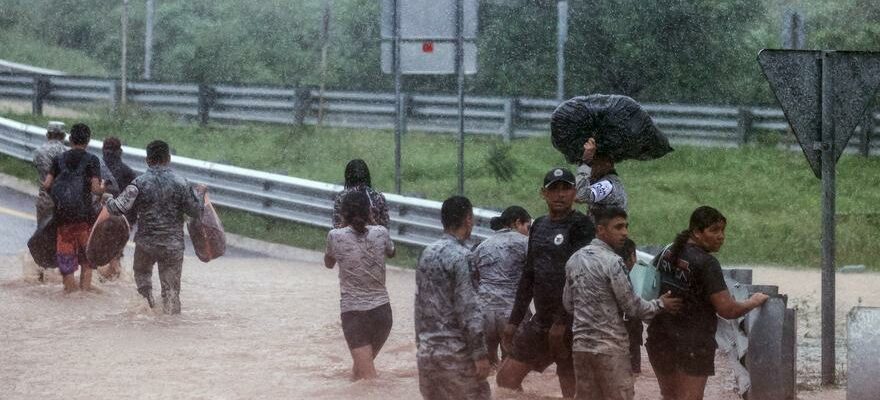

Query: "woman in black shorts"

xmin=646 ymin=206 xmax=768 ymax=400
xmin=324 ymin=191 xmax=396 ymax=380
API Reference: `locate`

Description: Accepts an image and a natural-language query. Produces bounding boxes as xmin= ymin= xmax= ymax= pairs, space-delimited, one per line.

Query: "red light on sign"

xmin=422 ymin=41 xmax=434 ymax=53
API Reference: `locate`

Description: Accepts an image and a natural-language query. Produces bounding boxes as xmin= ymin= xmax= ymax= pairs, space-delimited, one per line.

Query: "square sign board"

xmin=381 ymin=0 xmax=478 ymax=74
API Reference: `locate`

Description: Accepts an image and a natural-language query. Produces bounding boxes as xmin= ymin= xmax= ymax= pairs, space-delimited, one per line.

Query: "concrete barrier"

xmin=847 ymin=307 xmax=880 ymax=400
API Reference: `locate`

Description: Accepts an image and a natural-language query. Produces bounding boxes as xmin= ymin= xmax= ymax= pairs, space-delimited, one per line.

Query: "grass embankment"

xmin=0 ymin=28 xmax=108 ymax=76
xmin=3 ymin=108 xmax=880 ymax=270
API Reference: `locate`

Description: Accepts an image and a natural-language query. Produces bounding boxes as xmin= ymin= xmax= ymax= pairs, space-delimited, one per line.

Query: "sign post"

xmin=382 ymin=0 xmax=478 ymax=195
xmin=758 ymin=49 xmax=880 ymax=385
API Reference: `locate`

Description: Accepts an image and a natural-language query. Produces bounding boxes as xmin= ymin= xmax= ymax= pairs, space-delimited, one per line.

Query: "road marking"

xmin=0 ymin=205 xmax=36 ymax=221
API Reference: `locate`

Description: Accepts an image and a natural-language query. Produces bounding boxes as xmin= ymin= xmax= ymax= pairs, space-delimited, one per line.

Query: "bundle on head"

xmin=550 ymin=94 xmax=673 ymax=164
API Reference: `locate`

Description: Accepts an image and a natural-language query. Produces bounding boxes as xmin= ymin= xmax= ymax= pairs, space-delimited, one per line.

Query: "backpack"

xmin=50 ymin=152 xmax=93 ymax=223
xmin=653 ymin=244 xmax=693 ymax=299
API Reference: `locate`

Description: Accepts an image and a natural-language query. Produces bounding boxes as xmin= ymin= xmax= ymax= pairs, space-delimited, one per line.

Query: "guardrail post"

xmin=860 ymin=109 xmax=874 ymax=157
xmin=293 ymin=87 xmax=313 ymax=126
xmin=198 ymin=83 xmax=216 ymax=125
xmin=502 ymin=98 xmax=516 ymax=142
xmin=737 ymin=107 xmax=754 ymax=145
xmin=31 ymin=75 xmax=51 ymax=116
xmin=109 ymin=80 xmax=122 ymax=112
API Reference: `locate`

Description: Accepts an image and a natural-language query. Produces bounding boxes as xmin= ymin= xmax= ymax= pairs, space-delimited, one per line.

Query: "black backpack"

xmin=51 ymin=152 xmax=93 ymax=223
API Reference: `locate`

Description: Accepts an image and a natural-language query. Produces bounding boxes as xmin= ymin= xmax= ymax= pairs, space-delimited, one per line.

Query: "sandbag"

xmin=550 ymin=94 xmax=673 ymax=164
xmin=28 ymin=214 xmax=58 ymax=269
xmin=188 ymin=192 xmax=226 ymax=263
xmin=86 ymin=206 xmax=131 ymax=266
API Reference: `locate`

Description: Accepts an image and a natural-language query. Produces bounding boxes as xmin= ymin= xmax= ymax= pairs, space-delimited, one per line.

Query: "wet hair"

xmin=69 ymin=123 xmax=91 ymax=146
xmin=343 ymin=159 xmax=371 ymax=188
xmin=593 ymin=206 xmax=628 ymax=227
xmin=441 ymin=196 xmax=473 ymax=231
xmin=102 ymin=136 xmax=122 ymax=158
xmin=146 ymin=140 xmax=170 ymax=165
xmin=341 ymin=190 xmax=371 ymax=234
xmin=489 ymin=206 xmax=531 ymax=231
xmin=614 ymin=238 xmax=637 ymax=261
xmin=668 ymin=205 xmax=727 ymax=263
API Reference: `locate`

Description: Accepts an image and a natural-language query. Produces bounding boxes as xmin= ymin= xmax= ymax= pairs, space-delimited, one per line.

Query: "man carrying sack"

xmin=105 ymin=140 xmax=204 ymax=314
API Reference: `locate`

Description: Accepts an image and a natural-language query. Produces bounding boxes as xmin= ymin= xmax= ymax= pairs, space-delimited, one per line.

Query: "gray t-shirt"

xmin=326 ymin=225 xmax=395 ymax=313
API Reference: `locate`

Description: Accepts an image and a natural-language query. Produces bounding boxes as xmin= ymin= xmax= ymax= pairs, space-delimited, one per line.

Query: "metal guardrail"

xmin=1 ymin=72 xmax=878 ymax=155
xmin=0 ymin=116 xmax=499 ymax=248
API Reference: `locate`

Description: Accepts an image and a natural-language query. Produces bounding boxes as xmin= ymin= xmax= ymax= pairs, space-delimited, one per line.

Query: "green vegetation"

xmin=4 ymin=0 xmax=880 ymax=103
xmin=0 ymin=28 xmax=107 ymax=76
xmin=4 ymin=109 xmax=879 ymax=270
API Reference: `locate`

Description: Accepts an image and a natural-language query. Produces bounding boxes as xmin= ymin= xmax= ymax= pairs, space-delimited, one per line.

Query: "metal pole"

xmin=393 ymin=0 xmax=402 ymax=194
xmin=556 ymin=0 xmax=568 ymax=102
xmin=455 ymin=0 xmax=465 ymax=196
xmin=317 ymin=0 xmax=330 ymax=125
xmin=144 ymin=0 xmax=154 ymax=80
xmin=121 ymin=0 xmax=128 ymax=106
xmin=819 ymin=50 xmax=836 ymax=386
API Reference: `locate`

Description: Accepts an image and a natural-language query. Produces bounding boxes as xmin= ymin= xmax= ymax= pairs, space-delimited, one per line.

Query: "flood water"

xmin=1 ymin=248 xmax=856 ymax=399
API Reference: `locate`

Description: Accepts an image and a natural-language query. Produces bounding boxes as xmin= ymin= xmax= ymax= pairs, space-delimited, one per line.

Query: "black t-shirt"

xmin=509 ymin=210 xmax=595 ymax=328
xmin=50 ymin=149 xmax=101 ymax=223
xmin=647 ymin=243 xmax=728 ymax=350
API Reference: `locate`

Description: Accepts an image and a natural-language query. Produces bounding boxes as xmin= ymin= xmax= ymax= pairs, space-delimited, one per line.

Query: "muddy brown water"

xmin=2 ymin=250 xmax=858 ymax=399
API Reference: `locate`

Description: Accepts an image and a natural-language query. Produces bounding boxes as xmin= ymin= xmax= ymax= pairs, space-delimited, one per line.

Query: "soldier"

xmin=576 ymin=138 xmax=628 ymax=215
xmin=563 ymin=207 xmax=681 ymax=400
xmin=105 ymin=140 xmax=204 ymax=314
xmin=496 ymin=167 xmax=595 ymax=398
xmin=33 ymin=121 xmax=68 ymax=185
xmin=470 ymin=205 xmax=531 ymax=367
xmin=415 ymin=196 xmax=491 ymax=400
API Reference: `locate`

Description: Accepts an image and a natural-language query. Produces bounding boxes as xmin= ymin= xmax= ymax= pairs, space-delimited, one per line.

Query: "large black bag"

xmin=551 ymin=94 xmax=673 ymax=163
xmin=28 ymin=214 xmax=58 ymax=269
xmin=50 ymin=153 xmax=93 ymax=223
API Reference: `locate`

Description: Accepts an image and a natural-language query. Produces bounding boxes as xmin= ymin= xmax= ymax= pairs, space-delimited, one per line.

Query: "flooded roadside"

xmin=2 ymin=252 xmax=857 ymax=399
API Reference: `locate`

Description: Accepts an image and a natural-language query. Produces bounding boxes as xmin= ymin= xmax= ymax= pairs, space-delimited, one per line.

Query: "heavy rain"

xmin=1 ymin=1 xmax=880 ymax=399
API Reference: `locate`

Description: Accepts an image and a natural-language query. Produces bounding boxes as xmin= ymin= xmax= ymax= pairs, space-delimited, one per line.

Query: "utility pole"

xmin=556 ymin=0 xmax=568 ymax=101
xmin=144 ymin=0 xmax=155 ymax=80
xmin=121 ymin=0 xmax=129 ymax=106
xmin=317 ymin=0 xmax=331 ymax=125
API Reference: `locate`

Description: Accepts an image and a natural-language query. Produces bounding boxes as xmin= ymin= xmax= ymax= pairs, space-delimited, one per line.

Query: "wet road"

xmin=0 ymin=184 xmax=264 ymax=259
xmin=0 ymin=183 xmax=846 ymax=400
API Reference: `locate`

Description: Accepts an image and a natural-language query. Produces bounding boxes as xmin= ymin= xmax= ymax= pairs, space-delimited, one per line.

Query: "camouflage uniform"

xmin=415 ymin=234 xmax=490 ymax=400
xmin=563 ymin=238 xmax=663 ymax=400
xmin=32 ymin=140 xmax=67 ymax=184
xmin=106 ymin=165 xmax=203 ymax=314
xmin=331 ymin=185 xmax=390 ymax=228
xmin=469 ymin=228 xmax=529 ymax=365
xmin=575 ymin=164 xmax=628 ymax=214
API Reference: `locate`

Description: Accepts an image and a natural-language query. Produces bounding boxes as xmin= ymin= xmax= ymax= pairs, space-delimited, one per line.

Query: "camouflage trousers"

xmin=417 ymin=358 xmax=490 ymax=400
xmin=572 ymin=351 xmax=634 ymax=400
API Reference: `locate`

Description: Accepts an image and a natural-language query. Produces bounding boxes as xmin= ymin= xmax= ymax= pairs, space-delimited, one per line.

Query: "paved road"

xmin=0 ymin=184 xmax=265 ymax=259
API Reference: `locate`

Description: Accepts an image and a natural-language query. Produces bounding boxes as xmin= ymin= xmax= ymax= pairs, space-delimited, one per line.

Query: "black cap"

xmin=543 ymin=167 xmax=576 ymax=188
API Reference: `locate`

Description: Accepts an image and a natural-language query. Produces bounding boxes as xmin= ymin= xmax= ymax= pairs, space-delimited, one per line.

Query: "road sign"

xmin=381 ymin=41 xmax=477 ymax=74
xmin=758 ymin=50 xmax=880 ymax=177
xmin=758 ymin=49 xmax=880 ymax=386
xmin=380 ymin=0 xmax=478 ymax=75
